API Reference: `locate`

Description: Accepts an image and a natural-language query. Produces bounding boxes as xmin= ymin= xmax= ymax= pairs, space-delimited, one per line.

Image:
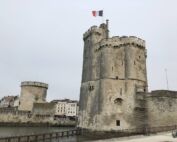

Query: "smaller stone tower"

xmin=18 ymin=81 xmax=48 ymax=111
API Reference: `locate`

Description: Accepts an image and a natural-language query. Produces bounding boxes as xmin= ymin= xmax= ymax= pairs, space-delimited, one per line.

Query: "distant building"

xmin=13 ymin=96 xmax=20 ymax=108
xmin=51 ymin=99 xmax=79 ymax=118
xmin=0 ymin=96 xmax=19 ymax=108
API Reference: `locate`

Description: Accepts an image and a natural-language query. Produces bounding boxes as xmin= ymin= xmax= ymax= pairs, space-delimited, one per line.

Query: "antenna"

xmin=165 ymin=68 xmax=169 ymax=90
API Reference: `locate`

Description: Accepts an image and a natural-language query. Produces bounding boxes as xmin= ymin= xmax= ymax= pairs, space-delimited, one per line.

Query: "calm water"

xmin=0 ymin=127 xmax=92 ymax=142
xmin=0 ymin=127 xmax=73 ymax=137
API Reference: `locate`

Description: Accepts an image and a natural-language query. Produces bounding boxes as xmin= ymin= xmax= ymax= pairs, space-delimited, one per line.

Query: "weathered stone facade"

xmin=32 ymin=102 xmax=55 ymax=116
xmin=0 ymin=108 xmax=76 ymax=126
xmin=146 ymin=90 xmax=177 ymax=128
xmin=19 ymin=81 xmax=48 ymax=111
xmin=79 ymin=22 xmax=177 ymax=132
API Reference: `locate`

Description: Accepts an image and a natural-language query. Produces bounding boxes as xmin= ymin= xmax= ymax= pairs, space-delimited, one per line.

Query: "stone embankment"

xmin=87 ymin=132 xmax=176 ymax=142
xmin=0 ymin=108 xmax=77 ymax=127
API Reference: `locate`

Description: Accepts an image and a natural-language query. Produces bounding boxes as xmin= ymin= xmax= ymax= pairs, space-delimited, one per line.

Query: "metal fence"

xmin=0 ymin=125 xmax=176 ymax=142
xmin=0 ymin=129 xmax=81 ymax=142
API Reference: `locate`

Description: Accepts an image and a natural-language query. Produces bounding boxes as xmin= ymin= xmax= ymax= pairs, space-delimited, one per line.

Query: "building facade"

xmin=79 ymin=21 xmax=177 ymax=132
xmin=0 ymin=96 xmax=19 ymax=108
xmin=52 ymin=99 xmax=78 ymax=117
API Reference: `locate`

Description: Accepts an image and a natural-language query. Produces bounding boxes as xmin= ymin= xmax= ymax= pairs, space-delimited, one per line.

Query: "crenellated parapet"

xmin=83 ymin=24 xmax=107 ymax=40
xmin=96 ymin=36 xmax=145 ymax=51
xmin=21 ymin=81 xmax=48 ymax=89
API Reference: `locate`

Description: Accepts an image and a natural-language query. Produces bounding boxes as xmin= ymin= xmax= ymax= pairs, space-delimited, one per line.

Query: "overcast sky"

xmin=0 ymin=0 xmax=177 ymax=101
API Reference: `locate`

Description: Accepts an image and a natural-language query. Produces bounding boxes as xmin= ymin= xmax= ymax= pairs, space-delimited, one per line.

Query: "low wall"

xmin=0 ymin=109 xmax=76 ymax=126
xmin=80 ymin=125 xmax=177 ymax=140
xmin=0 ymin=109 xmax=52 ymax=123
xmin=146 ymin=90 xmax=177 ymax=128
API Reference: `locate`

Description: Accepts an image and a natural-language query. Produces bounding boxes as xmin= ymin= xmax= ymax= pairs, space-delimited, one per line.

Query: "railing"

xmin=0 ymin=129 xmax=81 ymax=142
xmin=0 ymin=125 xmax=176 ymax=142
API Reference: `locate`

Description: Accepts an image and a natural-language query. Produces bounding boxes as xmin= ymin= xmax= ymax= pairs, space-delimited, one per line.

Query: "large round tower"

xmin=79 ymin=22 xmax=148 ymax=131
xmin=18 ymin=81 xmax=48 ymax=111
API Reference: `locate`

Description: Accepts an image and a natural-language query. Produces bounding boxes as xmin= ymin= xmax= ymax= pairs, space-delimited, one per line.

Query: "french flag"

xmin=92 ymin=10 xmax=103 ymax=17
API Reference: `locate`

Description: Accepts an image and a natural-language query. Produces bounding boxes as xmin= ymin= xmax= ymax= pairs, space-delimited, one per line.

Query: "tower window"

xmin=89 ymin=86 xmax=94 ymax=91
xmin=134 ymin=61 xmax=136 ymax=65
xmin=114 ymin=98 xmax=123 ymax=104
xmin=116 ymin=76 xmax=118 ymax=80
xmin=116 ymin=120 xmax=120 ymax=126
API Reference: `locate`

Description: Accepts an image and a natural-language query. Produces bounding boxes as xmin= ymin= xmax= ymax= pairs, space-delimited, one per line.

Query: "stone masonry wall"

xmin=146 ymin=90 xmax=177 ymax=128
xmin=19 ymin=81 xmax=48 ymax=111
xmin=0 ymin=111 xmax=53 ymax=123
xmin=79 ymin=23 xmax=177 ymax=133
xmin=79 ymin=23 xmax=148 ymax=131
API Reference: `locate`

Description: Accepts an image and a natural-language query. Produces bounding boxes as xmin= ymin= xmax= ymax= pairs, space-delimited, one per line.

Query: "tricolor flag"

xmin=92 ymin=10 xmax=103 ymax=17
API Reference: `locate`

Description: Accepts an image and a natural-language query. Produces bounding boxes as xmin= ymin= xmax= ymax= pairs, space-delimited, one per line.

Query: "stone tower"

xmin=79 ymin=21 xmax=148 ymax=131
xmin=18 ymin=81 xmax=48 ymax=111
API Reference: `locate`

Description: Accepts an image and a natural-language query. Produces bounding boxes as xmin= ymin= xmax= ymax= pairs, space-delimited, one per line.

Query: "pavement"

xmin=87 ymin=132 xmax=177 ymax=142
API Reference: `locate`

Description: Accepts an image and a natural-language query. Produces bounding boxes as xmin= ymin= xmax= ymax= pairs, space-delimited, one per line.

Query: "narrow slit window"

xmin=116 ymin=120 xmax=120 ymax=126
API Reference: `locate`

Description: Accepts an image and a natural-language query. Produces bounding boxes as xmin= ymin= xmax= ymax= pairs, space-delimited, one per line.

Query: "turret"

xmin=18 ymin=81 xmax=48 ymax=111
xmin=82 ymin=22 xmax=108 ymax=83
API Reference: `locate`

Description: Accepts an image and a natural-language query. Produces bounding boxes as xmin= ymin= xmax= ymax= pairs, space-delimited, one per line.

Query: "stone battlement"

xmin=21 ymin=81 xmax=48 ymax=89
xmin=83 ymin=24 xmax=107 ymax=40
xmin=146 ymin=90 xmax=177 ymax=98
xmin=97 ymin=36 xmax=145 ymax=50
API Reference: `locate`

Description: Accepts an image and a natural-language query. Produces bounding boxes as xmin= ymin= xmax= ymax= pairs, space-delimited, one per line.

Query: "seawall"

xmin=0 ymin=109 xmax=77 ymax=127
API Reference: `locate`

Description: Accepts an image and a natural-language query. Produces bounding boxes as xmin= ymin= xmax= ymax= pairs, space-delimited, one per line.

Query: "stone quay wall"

xmin=0 ymin=108 xmax=76 ymax=126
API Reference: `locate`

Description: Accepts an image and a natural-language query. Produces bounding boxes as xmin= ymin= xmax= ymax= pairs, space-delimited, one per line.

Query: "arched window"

xmin=114 ymin=98 xmax=123 ymax=105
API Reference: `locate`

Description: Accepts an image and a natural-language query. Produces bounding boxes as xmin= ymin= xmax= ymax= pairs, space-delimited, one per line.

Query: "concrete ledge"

xmin=146 ymin=90 xmax=177 ymax=98
xmin=78 ymin=125 xmax=177 ymax=140
xmin=79 ymin=128 xmax=145 ymax=140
